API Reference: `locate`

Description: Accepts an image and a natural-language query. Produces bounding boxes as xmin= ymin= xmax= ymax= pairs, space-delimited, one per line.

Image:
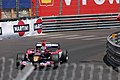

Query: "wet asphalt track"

xmin=0 ymin=28 xmax=120 ymax=80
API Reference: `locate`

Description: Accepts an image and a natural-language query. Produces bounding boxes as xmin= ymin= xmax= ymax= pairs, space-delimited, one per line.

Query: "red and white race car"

xmin=16 ymin=40 xmax=68 ymax=70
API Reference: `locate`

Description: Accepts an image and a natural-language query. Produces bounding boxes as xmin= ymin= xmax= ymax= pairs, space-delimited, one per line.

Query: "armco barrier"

xmin=104 ymin=31 xmax=120 ymax=71
xmin=0 ymin=13 xmax=119 ymax=40
xmin=42 ymin=13 xmax=119 ymax=32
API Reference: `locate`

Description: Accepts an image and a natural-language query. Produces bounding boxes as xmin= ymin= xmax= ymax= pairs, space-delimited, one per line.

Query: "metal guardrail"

xmin=42 ymin=13 xmax=119 ymax=32
xmin=104 ymin=31 xmax=120 ymax=71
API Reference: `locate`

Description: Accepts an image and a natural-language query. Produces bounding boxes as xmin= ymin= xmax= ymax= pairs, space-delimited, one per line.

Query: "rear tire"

xmin=18 ymin=65 xmax=25 ymax=70
xmin=61 ymin=50 xmax=68 ymax=63
xmin=50 ymin=54 xmax=59 ymax=69
xmin=16 ymin=53 xmax=25 ymax=61
xmin=33 ymin=63 xmax=38 ymax=70
xmin=51 ymin=54 xmax=59 ymax=63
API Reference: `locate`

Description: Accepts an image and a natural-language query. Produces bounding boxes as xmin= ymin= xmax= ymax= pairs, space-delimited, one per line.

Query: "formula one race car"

xmin=16 ymin=40 xmax=68 ymax=70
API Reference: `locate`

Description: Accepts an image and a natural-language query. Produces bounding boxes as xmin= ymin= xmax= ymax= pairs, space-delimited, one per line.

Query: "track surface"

xmin=0 ymin=28 xmax=120 ymax=80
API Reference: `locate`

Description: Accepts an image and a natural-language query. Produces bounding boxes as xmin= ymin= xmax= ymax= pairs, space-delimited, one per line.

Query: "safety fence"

xmin=0 ymin=57 xmax=120 ymax=80
xmin=42 ymin=13 xmax=119 ymax=32
xmin=104 ymin=31 xmax=120 ymax=71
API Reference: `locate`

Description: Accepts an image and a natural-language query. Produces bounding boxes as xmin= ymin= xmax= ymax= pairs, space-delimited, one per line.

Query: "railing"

xmin=104 ymin=31 xmax=120 ymax=71
xmin=42 ymin=13 xmax=119 ymax=32
xmin=0 ymin=13 xmax=119 ymax=40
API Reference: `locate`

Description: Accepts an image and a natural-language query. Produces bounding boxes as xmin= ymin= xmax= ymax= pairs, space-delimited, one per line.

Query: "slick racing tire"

xmin=51 ymin=54 xmax=59 ymax=63
xmin=61 ymin=50 xmax=68 ymax=63
xmin=33 ymin=63 xmax=38 ymax=70
xmin=50 ymin=54 xmax=59 ymax=69
xmin=16 ymin=53 xmax=25 ymax=61
xmin=19 ymin=65 xmax=25 ymax=70
xmin=16 ymin=53 xmax=25 ymax=68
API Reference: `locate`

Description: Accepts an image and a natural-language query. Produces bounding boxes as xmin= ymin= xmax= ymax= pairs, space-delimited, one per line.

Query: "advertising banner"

xmin=32 ymin=0 xmax=119 ymax=16
xmin=80 ymin=0 xmax=119 ymax=14
xmin=39 ymin=0 xmax=54 ymax=6
xmin=62 ymin=0 xmax=78 ymax=15
xmin=0 ymin=24 xmax=3 ymax=40
xmin=13 ymin=20 xmax=30 ymax=36
xmin=0 ymin=17 xmax=42 ymax=40
xmin=34 ymin=18 xmax=42 ymax=34
xmin=38 ymin=0 xmax=60 ymax=16
xmin=0 ymin=27 xmax=2 ymax=35
xmin=13 ymin=20 xmax=30 ymax=37
xmin=1 ymin=21 xmax=18 ymax=39
xmin=13 ymin=18 xmax=42 ymax=37
xmin=29 ymin=18 xmax=42 ymax=36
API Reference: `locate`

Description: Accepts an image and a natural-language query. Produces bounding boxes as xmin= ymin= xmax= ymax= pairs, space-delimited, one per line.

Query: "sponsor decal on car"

xmin=37 ymin=43 xmax=59 ymax=47
xmin=34 ymin=18 xmax=42 ymax=34
xmin=0 ymin=27 xmax=2 ymax=35
xmin=33 ymin=56 xmax=39 ymax=61
xmin=13 ymin=20 xmax=29 ymax=36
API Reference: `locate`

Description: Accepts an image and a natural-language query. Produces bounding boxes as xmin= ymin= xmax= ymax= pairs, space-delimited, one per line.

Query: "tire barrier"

xmin=42 ymin=13 xmax=119 ymax=32
xmin=103 ymin=31 xmax=120 ymax=72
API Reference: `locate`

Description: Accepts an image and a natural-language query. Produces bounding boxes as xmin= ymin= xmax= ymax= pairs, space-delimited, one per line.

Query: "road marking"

xmin=99 ymin=39 xmax=106 ymax=42
xmin=83 ymin=37 xmax=106 ymax=40
xmin=66 ymin=35 xmax=95 ymax=39
xmin=50 ymin=35 xmax=79 ymax=39
xmin=40 ymin=33 xmax=46 ymax=35
xmin=45 ymin=34 xmax=64 ymax=37
xmin=33 ymin=34 xmax=64 ymax=38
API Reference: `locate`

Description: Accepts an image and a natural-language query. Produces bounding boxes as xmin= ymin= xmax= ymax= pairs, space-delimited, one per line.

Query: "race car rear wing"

xmin=36 ymin=43 xmax=60 ymax=48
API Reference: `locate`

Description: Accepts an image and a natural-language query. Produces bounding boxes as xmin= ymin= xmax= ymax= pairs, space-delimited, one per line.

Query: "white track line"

xmin=50 ymin=35 xmax=79 ymax=39
xmin=33 ymin=34 xmax=64 ymax=38
xmin=46 ymin=34 xmax=64 ymax=37
xmin=83 ymin=37 xmax=106 ymax=40
xmin=66 ymin=35 xmax=95 ymax=39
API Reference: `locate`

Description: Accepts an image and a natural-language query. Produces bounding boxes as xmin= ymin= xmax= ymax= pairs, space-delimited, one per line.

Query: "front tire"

xmin=16 ymin=53 xmax=25 ymax=69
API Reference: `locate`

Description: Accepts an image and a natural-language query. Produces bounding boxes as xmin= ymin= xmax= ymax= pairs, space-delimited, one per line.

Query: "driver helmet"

xmin=42 ymin=42 xmax=46 ymax=46
xmin=41 ymin=40 xmax=46 ymax=46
